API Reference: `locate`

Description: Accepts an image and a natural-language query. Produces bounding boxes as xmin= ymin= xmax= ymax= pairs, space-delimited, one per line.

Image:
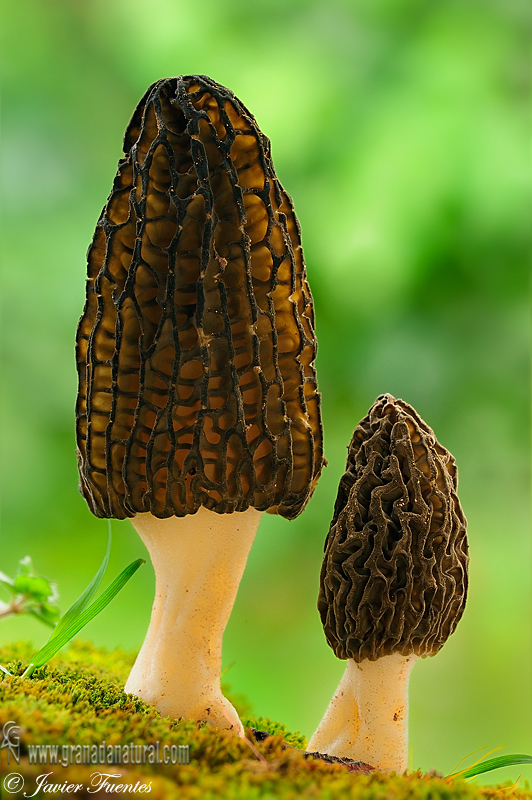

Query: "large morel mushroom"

xmin=308 ymin=394 xmax=468 ymax=771
xmin=75 ymin=75 xmax=324 ymax=731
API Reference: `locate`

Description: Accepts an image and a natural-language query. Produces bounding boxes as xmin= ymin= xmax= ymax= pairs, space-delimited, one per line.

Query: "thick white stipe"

xmin=308 ymin=653 xmax=417 ymax=772
xmin=125 ymin=506 xmax=262 ymax=733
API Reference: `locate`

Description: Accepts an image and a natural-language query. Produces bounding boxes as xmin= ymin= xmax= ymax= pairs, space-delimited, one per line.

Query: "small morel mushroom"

xmin=75 ymin=75 xmax=324 ymax=731
xmin=308 ymin=394 xmax=468 ymax=771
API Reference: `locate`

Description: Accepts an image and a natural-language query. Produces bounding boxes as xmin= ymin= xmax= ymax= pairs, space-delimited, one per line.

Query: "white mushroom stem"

xmin=124 ymin=506 xmax=262 ymax=734
xmin=307 ymin=652 xmax=418 ymax=772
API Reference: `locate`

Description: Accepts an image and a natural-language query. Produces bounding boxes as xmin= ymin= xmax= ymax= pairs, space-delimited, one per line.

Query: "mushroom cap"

xmin=318 ymin=394 xmax=468 ymax=662
xmin=76 ymin=76 xmax=324 ymax=520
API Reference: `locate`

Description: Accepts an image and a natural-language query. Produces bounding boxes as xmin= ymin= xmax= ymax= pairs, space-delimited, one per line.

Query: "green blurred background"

xmin=1 ymin=0 xmax=530 ymax=784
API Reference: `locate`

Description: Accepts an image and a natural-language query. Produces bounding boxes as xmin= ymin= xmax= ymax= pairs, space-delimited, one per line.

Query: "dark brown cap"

xmin=76 ymin=75 xmax=324 ymax=520
xmin=318 ymin=394 xmax=468 ymax=662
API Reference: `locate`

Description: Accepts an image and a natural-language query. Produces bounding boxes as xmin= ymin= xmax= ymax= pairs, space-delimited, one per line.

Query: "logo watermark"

xmin=1 ymin=722 xmax=21 ymax=765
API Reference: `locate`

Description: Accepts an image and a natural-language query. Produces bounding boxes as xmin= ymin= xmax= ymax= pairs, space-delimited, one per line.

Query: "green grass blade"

xmin=0 ymin=664 xmax=13 ymax=677
xmin=48 ymin=523 xmax=112 ymax=642
xmin=450 ymin=754 xmax=532 ymax=780
xmin=23 ymin=558 xmax=145 ymax=676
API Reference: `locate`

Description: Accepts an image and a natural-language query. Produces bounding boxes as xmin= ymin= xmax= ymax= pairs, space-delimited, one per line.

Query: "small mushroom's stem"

xmin=124 ymin=506 xmax=261 ymax=733
xmin=307 ymin=652 xmax=417 ymax=772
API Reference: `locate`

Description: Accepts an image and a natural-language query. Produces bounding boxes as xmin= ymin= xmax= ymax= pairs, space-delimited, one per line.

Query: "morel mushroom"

xmin=75 ymin=75 xmax=324 ymax=731
xmin=308 ymin=394 xmax=468 ymax=771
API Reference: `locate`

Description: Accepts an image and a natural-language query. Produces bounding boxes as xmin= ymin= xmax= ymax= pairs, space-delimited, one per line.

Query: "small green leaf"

xmin=39 ymin=602 xmax=61 ymax=624
xmin=48 ymin=523 xmax=112 ymax=643
xmin=27 ymin=605 xmax=61 ymax=628
xmin=450 ymin=754 xmax=532 ymax=780
xmin=13 ymin=575 xmax=55 ymax=602
xmin=23 ymin=558 xmax=145 ymax=677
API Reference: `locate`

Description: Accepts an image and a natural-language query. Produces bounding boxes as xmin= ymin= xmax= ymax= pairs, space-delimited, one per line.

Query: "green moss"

xmin=0 ymin=642 xmax=529 ymax=799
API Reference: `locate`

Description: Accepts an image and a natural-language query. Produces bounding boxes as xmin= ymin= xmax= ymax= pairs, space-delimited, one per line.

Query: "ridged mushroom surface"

xmin=76 ymin=75 xmax=323 ymax=520
xmin=319 ymin=394 xmax=468 ymax=661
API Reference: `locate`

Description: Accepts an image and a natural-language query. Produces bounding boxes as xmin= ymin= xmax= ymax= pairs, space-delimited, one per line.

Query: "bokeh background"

xmin=1 ymin=0 xmax=530 ymax=785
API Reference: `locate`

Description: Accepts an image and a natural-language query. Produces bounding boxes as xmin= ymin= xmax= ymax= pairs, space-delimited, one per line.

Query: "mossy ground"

xmin=0 ymin=642 xmax=529 ymax=799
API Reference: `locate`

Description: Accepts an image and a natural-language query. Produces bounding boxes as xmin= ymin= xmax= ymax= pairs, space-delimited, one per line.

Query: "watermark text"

xmin=27 ymin=742 xmax=189 ymax=768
